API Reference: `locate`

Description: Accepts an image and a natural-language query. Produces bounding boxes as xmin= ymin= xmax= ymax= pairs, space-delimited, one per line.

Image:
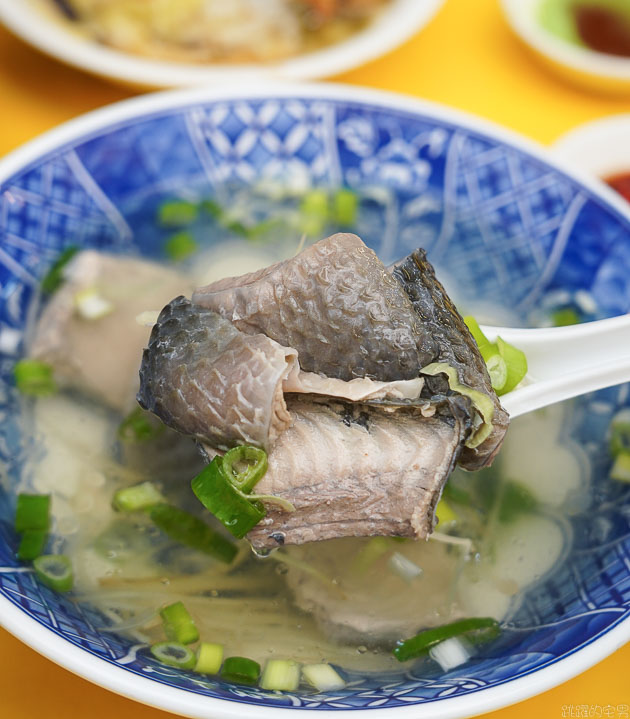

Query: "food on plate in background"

xmin=539 ymin=0 xmax=630 ymax=58
xmin=48 ymin=0 xmax=392 ymax=63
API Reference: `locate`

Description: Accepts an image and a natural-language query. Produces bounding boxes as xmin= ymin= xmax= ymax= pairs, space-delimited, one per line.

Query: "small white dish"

xmin=501 ymin=0 xmax=630 ymax=93
xmin=0 ymin=0 xmax=444 ymax=88
xmin=551 ymin=113 xmax=630 ymax=182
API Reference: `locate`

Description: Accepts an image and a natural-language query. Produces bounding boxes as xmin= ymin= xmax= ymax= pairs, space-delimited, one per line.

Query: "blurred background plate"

xmin=0 ymin=0 xmax=444 ymax=88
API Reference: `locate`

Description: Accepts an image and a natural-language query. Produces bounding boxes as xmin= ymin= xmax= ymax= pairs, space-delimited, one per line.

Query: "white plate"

xmin=0 ymin=0 xmax=444 ymax=88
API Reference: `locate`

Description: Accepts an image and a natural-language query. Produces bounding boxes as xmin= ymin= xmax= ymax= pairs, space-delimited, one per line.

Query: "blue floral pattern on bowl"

xmin=0 ymin=90 xmax=629 ymax=712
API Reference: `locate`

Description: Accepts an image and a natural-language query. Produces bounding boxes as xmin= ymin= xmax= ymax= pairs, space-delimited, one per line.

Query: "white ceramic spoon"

xmin=480 ymin=314 xmax=630 ymax=418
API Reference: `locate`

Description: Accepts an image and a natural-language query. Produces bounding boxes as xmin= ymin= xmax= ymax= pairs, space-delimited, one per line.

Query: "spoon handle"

xmin=480 ymin=314 xmax=630 ymax=418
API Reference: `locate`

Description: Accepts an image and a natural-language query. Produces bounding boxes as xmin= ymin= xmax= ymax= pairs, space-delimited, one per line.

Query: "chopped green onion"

xmin=244 ymin=217 xmax=282 ymax=240
xmin=486 ymin=354 xmax=507 ymax=392
xmin=201 ymin=199 xmax=222 ymax=219
xmin=149 ymin=503 xmax=237 ymax=564
xmin=463 ymin=316 xmax=497 ymax=362
xmin=387 ymin=552 xmax=423 ymax=582
xmin=160 ymin=601 xmax=199 ymax=645
xmin=393 ymin=617 xmax=500 ymax=662
xmin=158 ymin=200 xmax=199 ymax=227
xmin=17 ymin=529 xmax=48 ymax=561
xmin=435 ymin=498 xmax=457 ymax=526
xmin=191 ymin=456 xmax=266 ymax=539
xmin=117 ymin=407 xmax=165 ymax=442
xmin=195 ymin=642 xmax=224 ymax=675
xmin=260 ymin=659 xmax=300 ymax=692
xmin=15 ymin=493 xmax=50 ymax=532
xmin=498 ymin=481 xmax=538 ymax=522
xmin=332 ymin=188 xmax=358 ymax=226
xmin=224 ymin=219 xmax=251 ymax=237
xmin=41 ymin=246 xmax=79 ymax=294
xmin=74 ymin=288 xmax=114 ymax=320
xmin=220 ymin=656 xmax=261 ymax=686
xmin=610 ymin=451 xmax=630 ymax=482
xmin=299 ymin=189 xmax=329 ymax=236
xmin=463 ymin=317 xmax=528 ymax=396
xmin=421 ymin=363 xmax=495 ymax=448
xmin=302 ymin=663 xmax=346 ymax=692
xmin=33 ymin=554 xmax=73 ymax=593
xmin=552 ymin=307 xmax=580 ymax=327
xmin=609 ymin=411 xmax=630 ymax=458
xmin=222 ymin=446 xmax=269 ymax=494
xmin=201 ymin=198 xmax=281 ymax=240
xmin=496 ymin=336 xmax=527 ymax=394
xmin=150 ymin=641 xmax=196 ymax=669
xmin=14 ymin=359 xmax=56 ymax=397
xmin=165 ymin=231 xmax=198 ymax=262
xmin=112 ymin=481 xmax=165 ymax=513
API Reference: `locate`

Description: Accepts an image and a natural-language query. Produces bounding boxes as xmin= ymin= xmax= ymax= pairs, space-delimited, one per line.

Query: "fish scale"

xmin=138 ymin=296 xmax=296 ymax=451
xmin=193 ymin=233 xmax=439 ymax=382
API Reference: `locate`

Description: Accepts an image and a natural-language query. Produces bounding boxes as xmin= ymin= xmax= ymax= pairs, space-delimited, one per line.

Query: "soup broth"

xmin=10 ymin=186 xmax=595 ymax=686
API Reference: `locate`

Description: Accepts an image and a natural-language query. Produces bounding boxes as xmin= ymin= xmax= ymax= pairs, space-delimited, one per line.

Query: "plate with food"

xmin=0 ymin=0 xmax=445 ymax=88
xmin=0 ymin=83 xmax=629 ymax=718
xmin=501 ymin=0 xmax=630 ymax=93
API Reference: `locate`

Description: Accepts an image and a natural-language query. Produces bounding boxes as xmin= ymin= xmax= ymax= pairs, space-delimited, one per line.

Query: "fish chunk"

xmin=194 ymin=233 xmax=507 ymax=466
xmin=392 ymin=249 xmax=509 ymax=469
xmin=139 ymin=296 xmax=430 ymax=452
xmin=138 ymin=297 xmax=297 ymax=451
xmin=30 ymin=251 xmax=190 ymax=412
xmin=193 ymin=233 xmax=438 ymax=382
xmin=139 ymin=235 xmax=504 ymax=547
xmin=247 ymin=395 xmax=472 ymax=549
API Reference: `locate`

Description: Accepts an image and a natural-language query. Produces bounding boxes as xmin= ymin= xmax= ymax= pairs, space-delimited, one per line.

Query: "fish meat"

xmin=247 ymin=395 xmax=472 ymax=549
xmin=138 ymin=234 xmax=508 ymax=547
xmin=31 ymin=251 xmax=190 ymax=412
xmin=284 ymin=536 xmax=466 ymax=642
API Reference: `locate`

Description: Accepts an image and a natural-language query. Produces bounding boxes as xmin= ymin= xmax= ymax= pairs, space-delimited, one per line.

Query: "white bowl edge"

xmin=551 ymin=113 xmax=630 ymax=180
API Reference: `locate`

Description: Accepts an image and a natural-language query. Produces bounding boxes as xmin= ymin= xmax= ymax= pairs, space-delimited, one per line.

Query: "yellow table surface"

xmin=0 ymin=0 xmax=628 ymax=717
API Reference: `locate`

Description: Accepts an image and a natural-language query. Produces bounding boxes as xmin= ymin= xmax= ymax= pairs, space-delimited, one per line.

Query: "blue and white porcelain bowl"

xmin=0 ymin=84 xmax=629 ymax=719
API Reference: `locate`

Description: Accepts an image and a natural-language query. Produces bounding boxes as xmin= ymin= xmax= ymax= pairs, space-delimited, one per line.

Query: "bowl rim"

xmin=0 ymin=0 xmax=445 ymax=88
xmin=0 ymin=80 xmax=629 ymax=719
xmin=501 ymin=0 xmax=630 ymax=81
xmin=551 ymin=112 xmax=630 ymax=179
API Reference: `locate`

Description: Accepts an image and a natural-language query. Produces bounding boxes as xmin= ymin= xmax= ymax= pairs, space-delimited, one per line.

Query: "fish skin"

xmin=391 ymin=249 xmax=509 ymax=470
xmin=247 ymin=394 xmax=472 ymax=550
xmin=137 ymin=296 xmax=296 ymax=451
xmin=192 ymin=233 xmax=439 ymax=382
